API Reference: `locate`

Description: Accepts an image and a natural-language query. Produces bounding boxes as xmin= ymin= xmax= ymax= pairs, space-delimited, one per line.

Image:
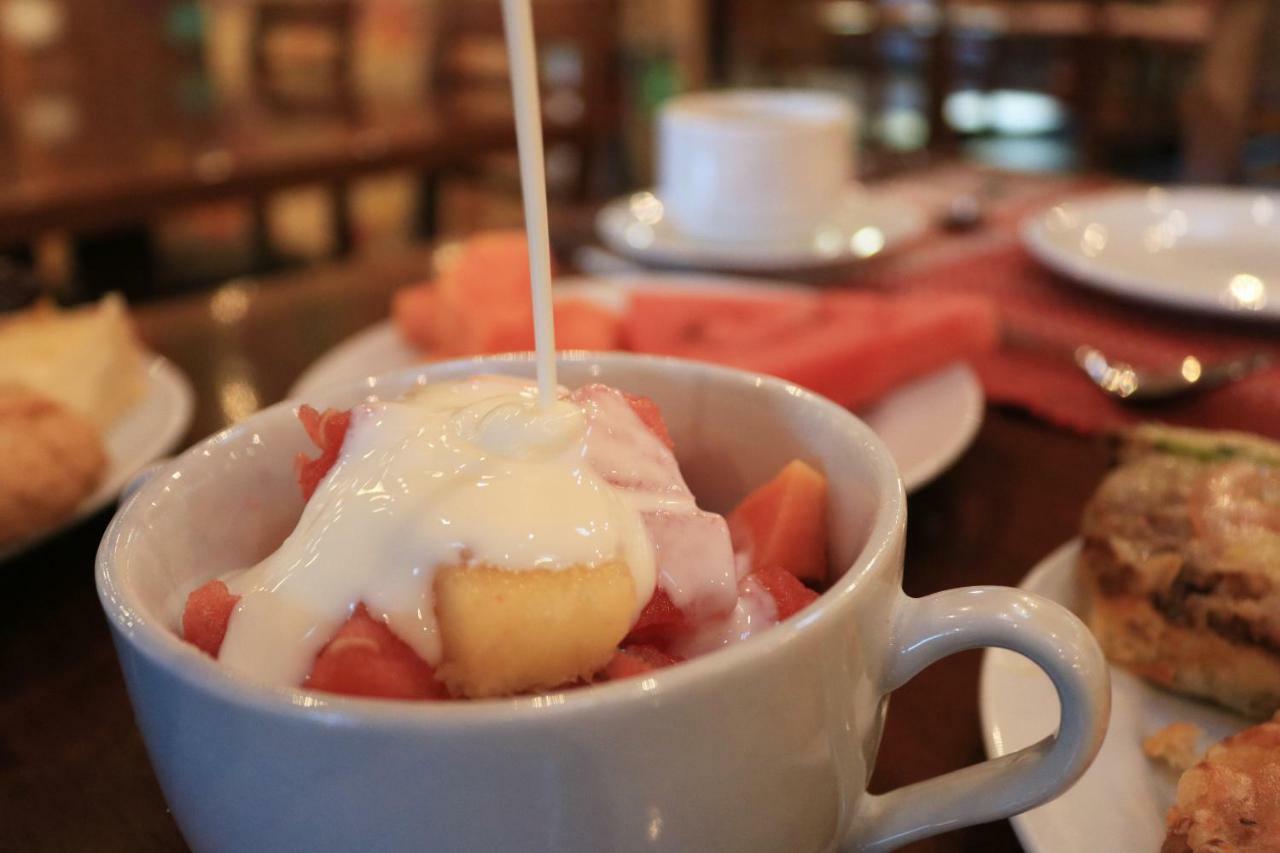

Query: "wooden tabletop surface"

xmin=0 ymin=172 xmax=1123 ymax=851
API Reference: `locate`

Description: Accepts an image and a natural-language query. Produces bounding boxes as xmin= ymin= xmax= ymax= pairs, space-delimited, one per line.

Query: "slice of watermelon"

xmin=305 ymin=605 xmax=445 ymax=700
xmin=553 ymin=299 xmax=622 ymax=352
xmin=603 ymin=644 xmax=681 ymax=680
xmin=622 ymin=290 xmax=820 ymax=356
xmin=623 ymin=290 xmax=998 ymax=411
xmin=752 ymin=565 xmax=820 ymax=621
xmin=295 ymin=406 xmax=352 ymax=500
xmin=182 ymin=579 xmax=240 ymax=657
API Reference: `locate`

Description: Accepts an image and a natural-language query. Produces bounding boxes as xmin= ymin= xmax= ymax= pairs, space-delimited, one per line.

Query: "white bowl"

xmin=98 ymin=353 xmax=1108 ymax=853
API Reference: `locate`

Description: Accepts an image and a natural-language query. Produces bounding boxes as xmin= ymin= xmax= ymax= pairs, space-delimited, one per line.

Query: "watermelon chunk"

xmin=182 ymin=579 xmax=240 ymax=658
xmin=623 ymin=290 xmax=998 ymax=410
xmin=623 ymin=391 xmax=675 ymax=451
xmin=295 ymin=405 xmax=352 ymax=501
xmin=752 ymin=565 xmax=820 ymax=621
xmin=625 ymin=588 xmax=687 ymax=646
xmin=603 ymin=644 xmax=681 ymax=680
xmin=729 ymin=459 xmax=829 ymax=584
xmin=305 ymin=605 xmax=445 ymax=700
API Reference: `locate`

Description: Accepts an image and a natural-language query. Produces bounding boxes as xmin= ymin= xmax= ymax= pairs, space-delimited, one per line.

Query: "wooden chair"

xmin=250 ymin=0 xmax=356 ymax=114
xmin=430 ymin=0 xmax=623 ymax=202
xmin=1180 ymin=0 xmax=1280 ymax=182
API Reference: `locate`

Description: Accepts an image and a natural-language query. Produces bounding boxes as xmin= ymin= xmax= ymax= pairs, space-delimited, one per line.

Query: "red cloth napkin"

xmin=869 ymin=246 xmax=1280 ymax=439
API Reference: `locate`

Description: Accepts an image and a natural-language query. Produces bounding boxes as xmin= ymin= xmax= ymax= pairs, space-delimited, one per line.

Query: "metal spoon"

xmin=1074 ymin=346 xmax=1273 ymax=403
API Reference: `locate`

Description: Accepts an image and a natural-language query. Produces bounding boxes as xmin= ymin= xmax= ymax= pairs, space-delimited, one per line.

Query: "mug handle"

xmin=847 ymin=587 xmax=1110 ymax=852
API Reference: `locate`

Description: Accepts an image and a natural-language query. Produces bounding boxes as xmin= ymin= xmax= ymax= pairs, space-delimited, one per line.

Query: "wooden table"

xmin=0 ymin=0 xmax=516 ymax=247
xmin=0 ymin=171 xmax=1116 ymax=850
xmin=0 ymin=104 xmax=515 ymax=246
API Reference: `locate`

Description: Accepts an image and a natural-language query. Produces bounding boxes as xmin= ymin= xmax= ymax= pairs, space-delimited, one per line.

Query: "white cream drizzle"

xmin=668 ymin=576 xmax=778 ymax=659
xmin=216 ymin=376 xmax=737 ymax=688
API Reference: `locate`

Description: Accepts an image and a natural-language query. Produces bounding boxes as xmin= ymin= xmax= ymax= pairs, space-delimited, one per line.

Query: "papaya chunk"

xmin=729 ymin=459 xmax=829 ymax=584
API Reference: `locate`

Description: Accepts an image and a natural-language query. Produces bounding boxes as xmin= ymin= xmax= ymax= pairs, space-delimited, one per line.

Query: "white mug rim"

xmin=96 ymin=352 xmax=905 ymax=732
xmin=661 ymin=88 xmax=856 ymax=136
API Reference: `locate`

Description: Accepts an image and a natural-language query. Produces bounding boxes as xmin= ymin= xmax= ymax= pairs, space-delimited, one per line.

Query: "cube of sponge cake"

xmin=434 ymin=562 xmax=636 ymax=698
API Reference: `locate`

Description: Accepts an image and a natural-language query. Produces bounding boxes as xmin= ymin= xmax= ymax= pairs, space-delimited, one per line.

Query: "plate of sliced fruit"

xmin=291 ymin=239 xmax=988 ymax=494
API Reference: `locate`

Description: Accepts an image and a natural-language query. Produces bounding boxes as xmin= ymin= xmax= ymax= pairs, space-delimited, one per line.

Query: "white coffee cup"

xmin=657 ymin=89 xmax=856 ymax=244
xmin=98 ymin=353 xmax=1109 ymax=853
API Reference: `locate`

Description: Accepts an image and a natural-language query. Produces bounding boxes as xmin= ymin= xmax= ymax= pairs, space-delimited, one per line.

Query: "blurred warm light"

xmin=209 ymin=280 xmax=254 ymax=325
xmin=0 ymin=0 xmax=64 ymax=48
xmin=1180 ymin=356 xmax=1202 ymax=383
xmin=851 ymin=226 xmax=885 ymax=258
xmin=629 ymin=191 xmax=665 ymax=225
xmin=1080 ymin=222 xmax=1108 ymax=257
xmin=819 ymin=1 xmax=876 ymax=36
xmin=1225 ymin=274 xmax=1267 ymax=311
xmin=219 ymin=380 xmax=260 ymax=423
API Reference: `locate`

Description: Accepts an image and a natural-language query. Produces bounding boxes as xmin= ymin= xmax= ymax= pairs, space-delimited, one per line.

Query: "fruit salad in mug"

xmin=182 ymin=375 xmax=829 ymax=700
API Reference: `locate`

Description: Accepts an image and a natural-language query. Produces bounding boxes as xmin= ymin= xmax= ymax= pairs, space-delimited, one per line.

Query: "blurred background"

xmin=0 ymin=0 xmax=1276 ymax=303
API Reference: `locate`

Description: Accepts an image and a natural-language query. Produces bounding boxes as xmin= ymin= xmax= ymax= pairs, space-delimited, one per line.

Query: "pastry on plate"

xmin=1162 ymin=714 xmax=1280 ymax=852
xmin=1080 ymin=424 xmax=1280 ymax=718
xmin=0 ymin=293 xmax=145 ymax=429
xmin=0 ymin=385 xmax=107 ymax=546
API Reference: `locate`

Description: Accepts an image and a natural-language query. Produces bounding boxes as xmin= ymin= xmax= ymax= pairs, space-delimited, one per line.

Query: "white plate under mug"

xmin=596 ymin=188 xmax=927 ymax=272
xmin=288 ymin=275 xmax=983 ymax=494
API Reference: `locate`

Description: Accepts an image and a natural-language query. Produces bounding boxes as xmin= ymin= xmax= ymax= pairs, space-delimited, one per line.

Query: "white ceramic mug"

xmin=657 ymin=89 xmax=856 ymax=244
xmin=98 ymin=354 xmax=1109 ymax=853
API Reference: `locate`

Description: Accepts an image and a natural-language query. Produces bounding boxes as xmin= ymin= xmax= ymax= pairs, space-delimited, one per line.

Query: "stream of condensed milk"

xmin=210 ymin=5 xmax=743 ymax=688
xmin=501 ymin=0 xmax=558 ymax=407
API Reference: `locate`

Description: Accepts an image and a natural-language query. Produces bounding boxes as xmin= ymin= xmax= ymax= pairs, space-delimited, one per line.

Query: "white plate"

xmin=289 ymin=274 xmax=983 ymax=494
xmin=596 ymin=188 xmax=927 ymax=272
xmin=980 ymin=540 xmax=1250 ymax=853
xmin=1021 ymin=187 xmax=1280 ymax=320
xmin=0 ymin=355 xmax=195 ymax=560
